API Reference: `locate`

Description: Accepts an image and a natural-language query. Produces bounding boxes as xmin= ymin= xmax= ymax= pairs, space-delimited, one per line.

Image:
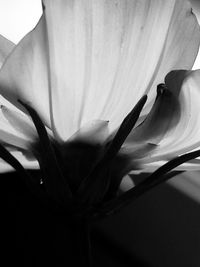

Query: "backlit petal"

xmin=68 ymin=120 xmax=109 ymax=145
xmin=0 ymin=0 xmax=198 ymax=142
xmin=0 ymin=34 xmax=14 ymax=67
xmin=125 ymin=84 xmax=181 ymax=145
xmin=0 ymin=104 xmax=35 ymax=150
xmin=1 ymin=105 xmax=37 ymax=141
xmin=45 ymin=0 xmax=200 ymax=140
xmin=0 ymin=15 xmax=51 ymax=129
xmin=141 ymin=70 xmax=200 ymax=169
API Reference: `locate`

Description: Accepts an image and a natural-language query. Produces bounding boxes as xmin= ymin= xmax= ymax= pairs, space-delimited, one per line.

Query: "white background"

xmin=0 ymin=0 xmax=42 ymax=43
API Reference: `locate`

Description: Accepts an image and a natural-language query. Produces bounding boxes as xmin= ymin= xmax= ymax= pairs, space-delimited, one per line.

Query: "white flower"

xmin=0 ymin=0 xmax=199 ymax=182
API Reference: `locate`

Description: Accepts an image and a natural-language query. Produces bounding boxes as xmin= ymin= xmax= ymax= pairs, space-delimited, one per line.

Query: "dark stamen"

xmin=18 ymin=100 xmax=72 ymax=202
xmin=77 ymin=95 xmax=147 ymax=203
xmin=103 ymin=95 xmax=148 ymax=163
xmin=0 ymin=144 xmax=45 ymax=201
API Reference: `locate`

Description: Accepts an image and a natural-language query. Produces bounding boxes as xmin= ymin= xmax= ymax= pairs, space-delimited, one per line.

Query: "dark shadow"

xmin=3 ymin=170 xmax=200 ymax=266
xmin=3 ymin=171 xmax=151 ymax=266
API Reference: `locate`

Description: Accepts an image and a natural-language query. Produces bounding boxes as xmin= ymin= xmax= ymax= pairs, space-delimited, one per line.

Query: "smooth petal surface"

xmin=0 ymin=16 xmax=51 ymax=128
xmin=0 ymin=103 xmax=35 ymax=150
xmin=68 ymin=120 xmax=109 ymax=145
xmin=0 ymin=0 xmax=199 ymax=142
xmin=1 ymin=105 xmax=37 ymax=141
xmin=0 ymin=34 xmax=14 ymax=67
xmin=0 ymin=34 xmax=29 ymax=153
xmin=140 ymin=70 xmax=200 ymax=167
xmin=126 ymin=84 xmax=181 ymax=145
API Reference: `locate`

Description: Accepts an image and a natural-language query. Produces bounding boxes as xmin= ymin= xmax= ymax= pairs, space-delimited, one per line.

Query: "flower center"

xmin=34 ymin=138 xmax=131 ymax=200
xmin=17 ymin=95 xmax=147 ymax=215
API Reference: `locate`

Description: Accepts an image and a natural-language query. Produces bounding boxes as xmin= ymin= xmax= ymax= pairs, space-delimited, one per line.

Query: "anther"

xmin=157 ymin=83 xmax=168 ymax=95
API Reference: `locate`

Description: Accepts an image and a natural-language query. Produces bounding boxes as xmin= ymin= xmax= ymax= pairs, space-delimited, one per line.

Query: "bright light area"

xmin=0 ymin=0 xmax=199 ymax=68
xmin=0 ymin=0 xmax=42 ymax=43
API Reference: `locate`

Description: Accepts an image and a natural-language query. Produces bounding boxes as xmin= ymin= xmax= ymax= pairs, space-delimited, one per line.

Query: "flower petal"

xmin=0 ymin=0 xmax=198 ymax=142
xmin=1 ymin=105 xmax=37 ymax=141
xmin=0 ymin=34 xmax=14 ymax=67
xmin=45 ymin=0 xmax=200 ymax=139
xmin=67 ymin=120 xmax=109 ymax=145
xmin=125 ymin=84 xmax=181 ymax=145
xmin=140 ymin=70 xmax=200 ymax=170
xmin=0 ymin=96 xmax=53 ymax=150
xmin=0 ymin=104 xmax=35 ymax=150
xmin=121 ymin=143 xmax=157 ymax=160
xmin=0 ymin=15 xmax=51 ymax=128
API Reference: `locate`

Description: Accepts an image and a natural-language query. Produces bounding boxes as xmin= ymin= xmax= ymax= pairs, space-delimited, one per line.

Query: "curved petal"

xmin=1 ymin=105 xmax=37 ymax=141
xmin=125 ymin=83 xmax=181 ymax=145
xmin=67 ymin=120 xmax=109 ymax=145
xmin=0 ymin=104 xmax=35 ymax=150
xmin=140 ymin=70 xmax=200 ymax=170
xmin=0 ymin=34 xmax=15 ymax=67
xmin=0 ymin=15 xmax=51 ymax=128
xmin=0 ymin=0 xmax=199 ymax=142
xmin=120 ymin=143 xmax=157 ymax=160
xmin=44 ymin=0 xmax=200 ymax=139
xmin=0 ymin=95 xmax=53 ymax=151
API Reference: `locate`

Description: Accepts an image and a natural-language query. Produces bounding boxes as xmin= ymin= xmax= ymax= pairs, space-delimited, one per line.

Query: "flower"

xmin=0 ymin=0 xmax=199 ymax=208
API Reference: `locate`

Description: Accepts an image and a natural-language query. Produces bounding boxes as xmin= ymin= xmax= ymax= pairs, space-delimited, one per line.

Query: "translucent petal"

xmin=0 ymin=0 xmax=198 ymax=142
xmin=45 ymin=0 xmax=200 ymax=140
xmin=1 ymin=105 xmax=37 ymax=141
xmin=125 ymin=84 xmax=181 ymax=145
xmin=0 ymin=16 xmax=51 ymax=129
xmin=67 ymin=120 xmax=109 ymax=145
xmin=0 ymin=96 xmax=53 ymax=150
xmin=121 ymin=143 xmax=157 ymax=160
xmin=144 ymin=70 xmax=200 ymax=166
xmin=0 ymin=105 xmax=34 ymax=150
xmin=0 ymin=34 xmax=14 ymax=67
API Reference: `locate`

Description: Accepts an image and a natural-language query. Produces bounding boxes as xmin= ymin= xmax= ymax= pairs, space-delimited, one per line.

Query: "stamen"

xmin=6 ymin=92 xmax=198 ymax=220
xmin=103 ymin=95 xmax=148 ymax=162
xmin=18 ymin=100 xmax=72 ymax=202
xmin=0 ymin=144 xmax=45 ymax=201
xmin=157 ymin=83 xmax=168 ymax=95
xmin=77 ymin=95 xmax=147 ymax=204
